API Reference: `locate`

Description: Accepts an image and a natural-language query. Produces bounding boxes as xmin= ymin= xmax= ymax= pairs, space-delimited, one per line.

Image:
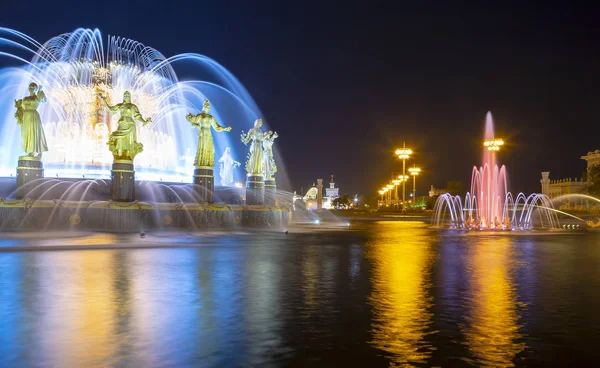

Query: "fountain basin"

xmin=0 ymin=199 xmax=290 ymax=232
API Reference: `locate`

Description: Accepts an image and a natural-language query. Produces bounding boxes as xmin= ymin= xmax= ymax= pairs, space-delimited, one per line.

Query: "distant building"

xmin=541 ymin=150 xmax=600 ymax=211
xmin=428 ymin=185 xmax=447 ymax=197
xmin=293 ymin=175 xmax=340 ymax=211
xmin=324 ymin=175 xmax=339 ymax=209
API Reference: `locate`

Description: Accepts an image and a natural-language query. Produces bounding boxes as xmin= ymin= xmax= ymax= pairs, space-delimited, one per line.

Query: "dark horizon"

xmin=1 ymin=1 xmax=598 ymax=197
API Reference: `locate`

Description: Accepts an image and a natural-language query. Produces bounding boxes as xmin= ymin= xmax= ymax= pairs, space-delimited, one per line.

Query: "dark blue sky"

xmin=2 ymin=1 xmax=599 ymax=196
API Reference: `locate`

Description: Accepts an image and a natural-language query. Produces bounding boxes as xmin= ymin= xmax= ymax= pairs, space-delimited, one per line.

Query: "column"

xmin=110 ymin=160 xmax=135 ymax=202
xmin=246 ymin=174 xmax=265 ymax=205
xmin=16 ymin=156 xmax=44 ymax=199
xmin=193 ymin=166 xmax=214 ymax=204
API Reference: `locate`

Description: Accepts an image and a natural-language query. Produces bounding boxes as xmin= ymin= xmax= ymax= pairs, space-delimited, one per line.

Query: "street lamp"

xmin=395 ymin=142 xmax=412 ymax=211
xmin=380 ymin=187 xmax=388 ymax=206
xmin=385 ymin=184 xmax=394 ymax=205
xmin=483 ymin=138 xmax=504 ymax=151
xmin=408 ymin=165 xmax=421 ymax=205
xmin=392 ymin=179 xmax=401 ymax=206
xmin=396 ymin=175 xmax=408 ymax=207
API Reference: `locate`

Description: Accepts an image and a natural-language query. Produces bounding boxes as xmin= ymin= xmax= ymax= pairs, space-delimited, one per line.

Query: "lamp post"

xmin=386 ymin=184 xmax=394 ymax=205
xmin=395 ymin=142 xmax=412 ymax=211
xmin=392 ymin=179 xmax=401 ymax=208
xmin=408 ymin=166 xmax=421 ymax=206
xmin=397 ymin=175 xmax=409 ymax=208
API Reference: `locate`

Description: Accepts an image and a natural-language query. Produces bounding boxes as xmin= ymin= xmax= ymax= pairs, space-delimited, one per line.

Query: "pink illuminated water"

xmin=471 ymin=112 xmax=508 ymax=227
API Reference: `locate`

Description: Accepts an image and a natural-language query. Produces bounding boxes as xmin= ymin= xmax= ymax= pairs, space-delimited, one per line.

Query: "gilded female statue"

xmin=98 ymin=91 xmax=151 ymax=161
xmin=262 ymin=131 xmax=278 ymax=179
xmin=186 ymin=99 xmax=231 ymax=168
xmin=15 ymin=82 xmax=48 ymax=157
xmin=241 ymin=118 xmax=265 ymax=176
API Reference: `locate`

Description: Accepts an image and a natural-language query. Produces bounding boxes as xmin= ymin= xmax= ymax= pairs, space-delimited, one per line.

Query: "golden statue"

xmin=186 ymin=99 xmax=231 ymax=168
xmin=98 ymin=91 xmax=151 ymax=161
xmin=241 ymin=118 xmax=265 ymax=176
xmin=262 ymin=130 xmax=278 ymax=179
xmin=586 ymin=218 xmax=600 ymax=228
xmin=15 ymin=82 xmax=49 ymax=158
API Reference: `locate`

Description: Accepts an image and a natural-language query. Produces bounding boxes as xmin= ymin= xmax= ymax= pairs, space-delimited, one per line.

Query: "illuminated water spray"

xmin=433 ymin=112 xmax=559 ymax=230
xmin=0 ymin=28 xmax=273 ymax=184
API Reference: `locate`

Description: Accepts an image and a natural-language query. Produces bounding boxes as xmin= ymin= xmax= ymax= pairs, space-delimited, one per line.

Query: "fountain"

xmin=433 ymin=112 xmax=560 ymax=231
xmin=0 ymin=28 xmax=291 ymax=231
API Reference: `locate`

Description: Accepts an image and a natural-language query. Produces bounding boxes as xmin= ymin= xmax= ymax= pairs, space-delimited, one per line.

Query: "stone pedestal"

xmin=16 ymin=156 xmax=44 ymax=199
xmin=193 ymin=167 xmax=214 ymax=203
xmin=246 ymin=175 xmax=265 ymax=205
xmin=110 ymin=160 xmax=135 ymax=202
xmin=264 ymin=178 xmax=277 ymax=206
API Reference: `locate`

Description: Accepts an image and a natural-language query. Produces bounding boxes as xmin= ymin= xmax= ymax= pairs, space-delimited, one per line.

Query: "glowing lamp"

xmin=409 ymin=167 xmax=421 ymax=176
xmin=483 ymin=138 xmax=504 ymax=151
xmin=395 ymin=147 xmax=413 ymax=159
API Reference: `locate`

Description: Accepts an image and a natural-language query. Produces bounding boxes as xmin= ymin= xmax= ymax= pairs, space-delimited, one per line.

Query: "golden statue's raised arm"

xmin=98 ymin=93 xmax=119 ymax=113
xmin=133 ymin=105 xmax=151 ymax=126
xmin=36 ymin=87 xmax=46 ymax=103
xmin=14 ymin=99 xmax=23 ymax=126
xmin=211 ymin=117 xmax=231 ymax=132
xmin=240 ymin=129 xmax=252 ymax=145
xmin=186 ymin=113 xmax=199 ymax=126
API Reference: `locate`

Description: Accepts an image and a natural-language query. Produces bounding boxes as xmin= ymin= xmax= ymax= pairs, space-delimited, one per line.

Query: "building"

xmin=324 ymin=175 xmax=339 ymax=209
xmin=428 ymin=185 xmax=448 ymax=197
xmin=541 ymin=150 xmax=600 ymax=211
xmin=293 ymin=175 xmax=340 ymax=211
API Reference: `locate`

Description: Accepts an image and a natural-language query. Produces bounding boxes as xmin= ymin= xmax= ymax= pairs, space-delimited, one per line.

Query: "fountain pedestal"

xmin=16 ymin=156 xmax=43 ymax=199
xmin=111 ymin=160 xmax=135 ymax=202
xmin=246 ymin=175 xmax=264 ymax=205
xmin=193 ymin=166 xmax=214 ymax=204
xmin=264 ymin=178 xmax=276 ymax=206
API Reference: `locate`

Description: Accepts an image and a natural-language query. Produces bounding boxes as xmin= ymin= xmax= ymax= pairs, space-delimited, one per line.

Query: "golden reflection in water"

xmin=301 ymin=245 xmax=319 ymax=316
xmin=463 ymin=236 xmax=525 ymax=367
xmin=41 ymin=249 xmax=118 ymax=366
xmin=367 ymin=221 xmax=435 ymax=365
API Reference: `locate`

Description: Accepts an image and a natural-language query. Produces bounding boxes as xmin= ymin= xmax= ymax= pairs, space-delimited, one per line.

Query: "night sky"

xmin=2 ymin=1 xmax=599 ymax=197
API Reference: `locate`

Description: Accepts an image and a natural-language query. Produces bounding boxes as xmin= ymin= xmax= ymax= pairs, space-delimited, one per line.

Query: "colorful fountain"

xmin=433 ymin=112 xmax=560 ymax=230
xmin=0 ymin=28 xmax=291 ymax=231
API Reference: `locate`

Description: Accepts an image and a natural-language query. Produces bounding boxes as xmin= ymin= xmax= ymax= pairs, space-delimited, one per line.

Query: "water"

xmin=1 ymin=222 xmax=599 ymax=366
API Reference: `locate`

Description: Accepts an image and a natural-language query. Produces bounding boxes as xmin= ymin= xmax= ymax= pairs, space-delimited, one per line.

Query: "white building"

xmin=541 ymin=150 xmax=600 ymax=211
xmin=324 ymin=175 xmax=339 ymax=209
xmin=292 ymin=175 xmax=340 ymax=211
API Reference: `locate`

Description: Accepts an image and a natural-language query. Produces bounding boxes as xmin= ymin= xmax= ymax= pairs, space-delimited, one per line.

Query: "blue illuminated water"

xmin=1 ymin=222 xmax=599 ymax=366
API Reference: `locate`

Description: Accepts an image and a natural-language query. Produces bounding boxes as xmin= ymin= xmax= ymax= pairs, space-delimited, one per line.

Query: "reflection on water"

xmin=1 ymin=224 xmax=600 ymax=366
xmin=462 ymin=237 xmax=525 ymax=366
xmin=18 ymin=251 xmax=120 ymax=366
xmin=366 ymin=221 xmax=436 ymax=365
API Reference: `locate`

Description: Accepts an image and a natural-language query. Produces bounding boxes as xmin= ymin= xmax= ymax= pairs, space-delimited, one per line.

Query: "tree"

xmin=587 ymin=165 xmax=600 ymax=197
xmin=332 ymin=194 xmax=352 ymax=209
xmin=446 ymin=181 xmax=465 ymax=196
xmin=426 ymin=195 xmax=439 ymax=210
